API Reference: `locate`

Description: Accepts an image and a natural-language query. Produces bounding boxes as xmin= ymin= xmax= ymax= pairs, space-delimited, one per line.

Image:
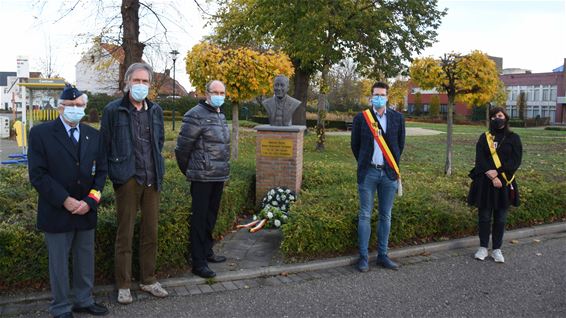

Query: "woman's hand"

xmin=485 ymin=169 xmax=498 ymax=179
xmin=492 ymin=178 xmax=503 ymax=188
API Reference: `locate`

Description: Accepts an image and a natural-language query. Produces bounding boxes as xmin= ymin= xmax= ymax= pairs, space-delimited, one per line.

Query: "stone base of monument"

xmin=255 ymin=125 xmax=307 ymax=203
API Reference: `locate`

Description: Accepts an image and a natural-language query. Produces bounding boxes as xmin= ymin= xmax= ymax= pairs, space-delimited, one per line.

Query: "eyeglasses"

xmin=208 ymin=91 xmax=225 ymax=96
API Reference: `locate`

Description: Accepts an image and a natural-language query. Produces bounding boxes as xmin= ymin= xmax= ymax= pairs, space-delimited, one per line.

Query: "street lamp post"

xmin=170 ymin=49 xmax=179 ymax=131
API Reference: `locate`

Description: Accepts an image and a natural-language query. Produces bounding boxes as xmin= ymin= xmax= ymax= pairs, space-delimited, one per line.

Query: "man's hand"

xmin=71 ymin=200 xmax=91 ymax=215
xmin=63 ymin=197 xmax=82 ymax=212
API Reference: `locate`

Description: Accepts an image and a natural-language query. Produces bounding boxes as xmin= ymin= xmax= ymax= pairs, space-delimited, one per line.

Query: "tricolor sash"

xmin=485 ymin=131 xmax=515 ymax=186
xmin=362 ymin=109 xmax=400 ymax=179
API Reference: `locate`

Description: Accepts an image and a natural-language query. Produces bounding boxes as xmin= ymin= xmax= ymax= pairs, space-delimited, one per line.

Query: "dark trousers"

xmin=114 ymin=178 xmax=160 ymax=289
xmin=44 ymin=229 xmax=95 ymax=317
xmin=478 ymin=208 xmax=508 ymax=249
xmin=190 ymin=181 xmax=224 ymax=268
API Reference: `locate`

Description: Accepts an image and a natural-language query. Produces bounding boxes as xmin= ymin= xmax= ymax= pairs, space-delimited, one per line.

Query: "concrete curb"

xmin=1 ymin=222 xmax=565 ymax=306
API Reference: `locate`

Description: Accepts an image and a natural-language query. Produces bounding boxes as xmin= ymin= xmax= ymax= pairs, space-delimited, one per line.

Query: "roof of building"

xmin=0 ymin=72 xmax=17 ymax=86
xmin=553 ymin=65 xmax=564 ymax=72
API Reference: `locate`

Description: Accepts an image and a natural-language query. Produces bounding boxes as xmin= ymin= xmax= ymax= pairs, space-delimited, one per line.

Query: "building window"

xmin=507 ymin=105 xmax=516 ymax=118
xmin=532 ymin=105 xmax=540 ymax=118
xmin=542 ymin=85 xmax=550 ymax=101
xmin=541 ymin=105 xmax=548 ymax=118
xmin=550 ymin=86 xmax=557 ymax=100
xmin=440 ymin=104 xmax=447 ymax=113
xmin=533 ymin=87 xmax=540 ymax=101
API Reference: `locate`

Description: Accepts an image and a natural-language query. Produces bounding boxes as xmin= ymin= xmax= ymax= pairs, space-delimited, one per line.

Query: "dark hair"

xmin=489 ymin=106 xmax=511 ymax=134
xmin=371 ymin=81 xmax=389 ymax=93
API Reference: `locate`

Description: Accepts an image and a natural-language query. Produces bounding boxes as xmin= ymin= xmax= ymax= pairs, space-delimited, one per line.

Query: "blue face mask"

xmin=210 ymin=95 xmax=225 ymax=108
xmin=371 ymin=96 xmax=387 ymax=108
xmin=131 ymin=84 xmax=149 ymax=102
xmin=63 ymin=106 xmax=85 ymax=124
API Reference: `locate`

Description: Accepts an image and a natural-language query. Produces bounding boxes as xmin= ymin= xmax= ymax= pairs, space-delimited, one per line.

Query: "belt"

xmin=372 ymin=163 xmax=385 ymax=169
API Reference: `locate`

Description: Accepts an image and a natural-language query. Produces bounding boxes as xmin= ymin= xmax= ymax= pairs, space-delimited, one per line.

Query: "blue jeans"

xmin=358 ymin=167 xmax=398 ymax=258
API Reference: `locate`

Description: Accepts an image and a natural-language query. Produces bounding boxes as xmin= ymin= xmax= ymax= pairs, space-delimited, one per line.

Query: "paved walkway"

xmin=1 ymin=222 xmax=565 ymax=316
xmin=0 ymin=138 xmax=24 ymax=163
xmin=326 ymin=127 xmax=442 ymax=136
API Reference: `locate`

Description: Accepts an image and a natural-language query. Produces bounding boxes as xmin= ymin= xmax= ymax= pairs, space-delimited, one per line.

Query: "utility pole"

xmin=170 ymin=50 xmax=179 ymax=131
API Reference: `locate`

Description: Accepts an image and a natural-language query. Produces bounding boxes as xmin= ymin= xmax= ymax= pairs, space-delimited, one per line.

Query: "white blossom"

xmin=253 ymin=215 xmax=257 ymax=221
xmin=267 ymin=212 xmax=274 ymax=219
xmin=282 ymin=215 xmax=288 ymax=219
xmin=274 ymin=219 xmax=281 ymax=227
xmin=271 ymin=201 xmax=278 ymax=206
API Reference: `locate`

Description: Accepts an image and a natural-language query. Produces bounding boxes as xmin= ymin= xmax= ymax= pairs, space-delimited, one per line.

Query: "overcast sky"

xmin=0 ymin=0 xmax=564 ymax=92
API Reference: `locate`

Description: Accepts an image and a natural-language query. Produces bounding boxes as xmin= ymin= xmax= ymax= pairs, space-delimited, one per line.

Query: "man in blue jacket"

xmin=351 ymin=81 xmax=405 ymax=272
xmin=100 ymin=62 xmax=168 ymax=304
xmin=28 ymin=84 xmax=108 ymax=317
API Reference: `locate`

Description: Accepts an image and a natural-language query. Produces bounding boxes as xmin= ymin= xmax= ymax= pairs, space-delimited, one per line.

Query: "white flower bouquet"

xmin=237 ymin=187 xmax=296 ymax=233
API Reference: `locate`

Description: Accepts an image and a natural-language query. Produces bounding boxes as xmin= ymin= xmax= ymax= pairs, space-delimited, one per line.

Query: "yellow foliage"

xmin=185 ymin=42 xmax=294 ymax=103
xmin=409 ymin=50 xmax=503 ymax=107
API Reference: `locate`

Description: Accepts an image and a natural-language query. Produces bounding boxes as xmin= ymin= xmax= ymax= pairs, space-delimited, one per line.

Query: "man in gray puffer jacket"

xmin=175 ymin=80 xmax=230 ymax=278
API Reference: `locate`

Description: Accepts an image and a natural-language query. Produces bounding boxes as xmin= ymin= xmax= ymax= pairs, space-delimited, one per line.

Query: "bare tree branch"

xmin=53 ymin=0 xmax=82 ymax=23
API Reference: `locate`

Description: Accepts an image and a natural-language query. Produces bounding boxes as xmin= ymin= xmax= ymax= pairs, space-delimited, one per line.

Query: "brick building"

xmin=405 ymin=58 xmax=566 ymax=124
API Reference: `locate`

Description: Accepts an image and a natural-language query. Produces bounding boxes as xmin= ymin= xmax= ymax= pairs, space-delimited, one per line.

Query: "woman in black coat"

xmin=468 ymin=107 xmax=522 ymax=263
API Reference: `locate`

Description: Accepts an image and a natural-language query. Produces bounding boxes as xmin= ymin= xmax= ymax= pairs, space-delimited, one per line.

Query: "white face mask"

xmin=131 ymin=84 xmax=149 ymax=102
xmin=62 ymin=106 xmax=85 ymax=124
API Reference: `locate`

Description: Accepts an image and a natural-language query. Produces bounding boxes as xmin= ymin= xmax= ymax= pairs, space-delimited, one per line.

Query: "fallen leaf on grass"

xmin=510 ymin=239 xmax=519 ymax=244
xmin=280 ymin=272 xmax=289 ymax=277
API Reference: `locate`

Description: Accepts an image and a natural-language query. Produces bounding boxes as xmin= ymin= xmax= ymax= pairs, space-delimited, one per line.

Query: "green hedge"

xmin=0 ymin=154 xmax=254 ymax=291
xmin=2 ymin=126 xmax=565 ymax=290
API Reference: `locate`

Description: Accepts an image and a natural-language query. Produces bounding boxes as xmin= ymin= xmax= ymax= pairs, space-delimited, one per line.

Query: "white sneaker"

xmin=140 ymin=281 xmax=169 ymax=298
xmin=117 ymin=288 xmax=133 ymax=304
xmin=492 ymin=249 xmax=505 ymax=263
xmin=474 ymin=247 xmax=488 ymax=261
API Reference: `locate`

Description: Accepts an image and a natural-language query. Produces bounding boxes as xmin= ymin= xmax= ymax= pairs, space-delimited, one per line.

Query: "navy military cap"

xmin=60 ymin=83 xmax=83 ymax=100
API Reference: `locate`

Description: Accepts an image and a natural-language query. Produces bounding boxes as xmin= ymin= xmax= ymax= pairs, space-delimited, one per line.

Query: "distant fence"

xmin=29 ymin=109 xmax=59 ymax=121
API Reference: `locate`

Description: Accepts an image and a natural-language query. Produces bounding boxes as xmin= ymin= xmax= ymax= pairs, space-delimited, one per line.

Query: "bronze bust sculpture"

xmin=262 ymin=75 xmax=301 ymax=126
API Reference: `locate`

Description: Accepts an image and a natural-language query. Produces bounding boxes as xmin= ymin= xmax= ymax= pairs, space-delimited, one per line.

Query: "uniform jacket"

xmin=468 ymin=131 xmax=522 ymax=209
xmin=351 ymin=107 xmax=406 ymax=183
xmin=100 ymin=95 xmax=165 ymax=190
xmin=28 ymin=118 xmax=108 ymax=233
xmin=175 ymin=101 xmax=230 ymax=182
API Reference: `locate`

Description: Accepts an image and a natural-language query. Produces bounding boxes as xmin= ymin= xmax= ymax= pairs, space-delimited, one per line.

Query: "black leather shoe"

xmin=192 ymin=266 xmax=216 ymax=278
xmin=207 ymin=254 xmax=227 ymax=263
xmin=54 ymin=312 xmax=74 ymax=318
xmin=72 ymin=302 xmax=109 ymax=316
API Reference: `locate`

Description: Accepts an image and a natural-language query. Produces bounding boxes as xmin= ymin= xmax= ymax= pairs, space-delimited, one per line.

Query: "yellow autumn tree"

xmin=186 ymin=42 xmax=294 ymax=159
xmin=410 ymin=50 xmax=502 ymax=176
xmin=388 ymin=79 xmax=409 ymax=112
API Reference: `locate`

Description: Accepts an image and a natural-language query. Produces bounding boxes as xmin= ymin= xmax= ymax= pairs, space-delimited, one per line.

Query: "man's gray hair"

xmin=205 ymin=80 xmax=225 ymax=93
xmin=123 ymin=62 xmax=153 ymax=92
xmin=58 ymin=93 xmax=88 ymax=106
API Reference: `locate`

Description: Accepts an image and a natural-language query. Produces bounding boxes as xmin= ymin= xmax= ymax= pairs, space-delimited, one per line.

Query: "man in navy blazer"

xmin=28 ymin=84 xmax=108 ymax=318
xmin=351 ymin=81 xmax=405 ymax=272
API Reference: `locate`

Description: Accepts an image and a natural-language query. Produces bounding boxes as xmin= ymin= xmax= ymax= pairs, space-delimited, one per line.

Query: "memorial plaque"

xmin=260 ymin=139 xmax=293 ymax=157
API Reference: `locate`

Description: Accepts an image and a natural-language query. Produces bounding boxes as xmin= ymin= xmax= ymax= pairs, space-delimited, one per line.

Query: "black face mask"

xmin=490 ymin=118 xmax=506 ymax=131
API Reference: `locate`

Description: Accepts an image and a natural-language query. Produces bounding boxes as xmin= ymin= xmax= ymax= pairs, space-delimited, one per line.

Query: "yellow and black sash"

xmin=485 ymin=131 xmax=515 ymax=186
xmin=362 ymin=109 xmax=400 ymax=179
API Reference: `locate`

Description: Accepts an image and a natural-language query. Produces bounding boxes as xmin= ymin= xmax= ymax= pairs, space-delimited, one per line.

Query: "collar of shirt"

xmin=372 ymin=106 xmax=387 ymax=118
xmin=59 ymin=116 xmax=80 ymax=137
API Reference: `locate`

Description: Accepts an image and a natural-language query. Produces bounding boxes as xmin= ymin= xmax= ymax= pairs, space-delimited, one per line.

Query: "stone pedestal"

xmin=255 ymin=125 xmax=307 ymax=203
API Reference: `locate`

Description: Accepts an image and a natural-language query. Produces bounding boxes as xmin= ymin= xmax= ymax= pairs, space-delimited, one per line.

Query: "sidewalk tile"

xmin=198 ymin=285 xmax=214 ymax=294
xmin=221 ymin=281 xmax=239 ymax=291
xmin=174 ymin=286 xmax=190 ymax=296
xmin=187 ymin=286 xmax=202 ymax=295
xmin=264 ymin=276 xmax=283 ymax=286
xmin=233 ymin=280 xmax=249 ymax=289
xmin=210 ymin=283 xmax=226 ymax=292
xmin=243 ymin=279 xmax=260 ymax=288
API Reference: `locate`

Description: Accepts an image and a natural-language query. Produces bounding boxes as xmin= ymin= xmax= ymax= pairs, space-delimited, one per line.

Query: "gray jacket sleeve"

xmin=175 ymin=112 xmax=202 ymax=175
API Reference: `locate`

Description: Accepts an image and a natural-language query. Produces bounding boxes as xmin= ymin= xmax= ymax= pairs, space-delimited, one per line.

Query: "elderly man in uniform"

xmin=28 ymin=84 xmax=109 ymax=317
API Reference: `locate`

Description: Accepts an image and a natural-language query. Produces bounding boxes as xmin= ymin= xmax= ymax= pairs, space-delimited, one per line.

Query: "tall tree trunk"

xmin=291 ymin=60 xmax=310 ymax=126
xmin=119 ymin=0 xmax=145 ymax=91
xmin=315 ymin=64 xmax=330 ymax=152
xmin=231 ymin=102 xmax=239 ymax=160
xmin=445 ymin=94 xmax=455 ymax=176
